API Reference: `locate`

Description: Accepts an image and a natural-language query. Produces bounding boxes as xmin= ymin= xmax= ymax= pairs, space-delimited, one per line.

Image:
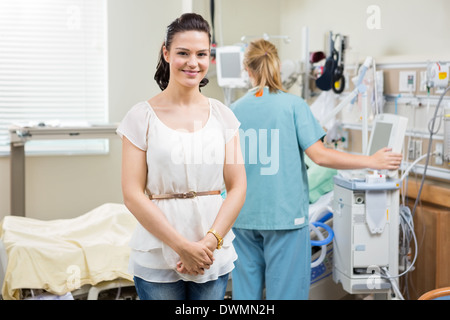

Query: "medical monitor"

xmin=215 ymin=46 xmax=248 ymax=88
xmin=367 ymin=113 xmax=408 ymax=156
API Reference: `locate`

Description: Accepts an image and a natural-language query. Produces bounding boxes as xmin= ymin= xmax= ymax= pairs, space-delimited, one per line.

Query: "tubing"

xmin=310 ymin=221 xmax=334 ymax=246
xmin=310 ymin=223 xmax=327 ymax=268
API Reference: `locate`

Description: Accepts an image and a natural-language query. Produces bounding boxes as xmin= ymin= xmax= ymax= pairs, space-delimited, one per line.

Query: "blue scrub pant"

xmin=232 ymin=227 xmax=311 ymax=300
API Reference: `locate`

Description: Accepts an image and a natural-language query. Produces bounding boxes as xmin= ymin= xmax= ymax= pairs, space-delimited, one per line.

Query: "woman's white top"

xmin=117 ymin=98 xmax=240 ymax=283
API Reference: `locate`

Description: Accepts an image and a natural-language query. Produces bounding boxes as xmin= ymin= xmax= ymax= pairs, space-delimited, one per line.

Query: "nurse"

xmin=230 ymin=39 xmax=402 ymax=300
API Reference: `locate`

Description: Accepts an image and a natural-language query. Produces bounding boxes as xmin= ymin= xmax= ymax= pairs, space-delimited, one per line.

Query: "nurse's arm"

xmin=305 ymin=140 xmax=402 ymax=171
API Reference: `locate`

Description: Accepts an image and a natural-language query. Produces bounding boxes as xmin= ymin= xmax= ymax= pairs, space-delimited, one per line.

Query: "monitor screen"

xmin=366 ymin=113 xmax=408 ymax=157
xmin=215 ymin=46 xmax=248 ymax=88
xmin=219 ymin=52 xmax=242 ymax=79
xmin=368 ymin=122 xmax=393 ymax=156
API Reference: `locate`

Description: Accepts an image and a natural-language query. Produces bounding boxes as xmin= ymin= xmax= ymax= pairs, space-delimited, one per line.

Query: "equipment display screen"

xmin=219 ymin=52 xmax=242 ymax=78
xmin=369 ymin=122 xmax=393 ymax=155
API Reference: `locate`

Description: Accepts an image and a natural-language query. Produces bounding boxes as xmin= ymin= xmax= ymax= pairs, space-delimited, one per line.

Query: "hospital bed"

xmin=308 ymin=191 xmax=349 ymax=300
xmin=306 ymin=156 xmax=349 ymax=300
xmin=0 ymin=164 xmax=342 ymax=300
xmin=0 ymin=199 xmax=341 ymax=301
xmin=0 ymin=203 xmax=137 ymax=300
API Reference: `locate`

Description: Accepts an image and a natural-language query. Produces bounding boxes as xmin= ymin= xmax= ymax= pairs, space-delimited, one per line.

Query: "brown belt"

xmin=149 ymin=190 xmax=221 ymax=200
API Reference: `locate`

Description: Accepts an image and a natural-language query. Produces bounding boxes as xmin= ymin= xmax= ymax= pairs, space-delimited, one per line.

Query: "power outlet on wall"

xmin=408 ymin=139 xmax=422 ymax=160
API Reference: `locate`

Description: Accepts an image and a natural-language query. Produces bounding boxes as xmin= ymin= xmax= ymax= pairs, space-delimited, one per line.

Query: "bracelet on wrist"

xmin=207 ymin=229 xmax=223 ymax=250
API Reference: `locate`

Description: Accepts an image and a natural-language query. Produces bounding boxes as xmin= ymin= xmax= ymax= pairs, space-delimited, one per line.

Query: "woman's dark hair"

xmin=154 ymin=13 xmax=211 ymax=91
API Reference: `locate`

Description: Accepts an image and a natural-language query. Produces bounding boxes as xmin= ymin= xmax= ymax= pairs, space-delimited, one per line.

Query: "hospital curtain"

xmin=0 ymin=0 xmax=108 ymax=155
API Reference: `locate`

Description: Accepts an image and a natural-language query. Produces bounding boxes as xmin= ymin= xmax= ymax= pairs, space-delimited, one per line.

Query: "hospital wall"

xmin=278 ymin=0 xmax=450 ymax=179
xmin=0 ymin=0 xmax=281 ymax=221
xmin=0 ymin=0 xmax=185 ymax=220
xmin=1 ymin=0 xmax=449 ymax=221
xmin=279 ymin=0 xmax=450 ymax=61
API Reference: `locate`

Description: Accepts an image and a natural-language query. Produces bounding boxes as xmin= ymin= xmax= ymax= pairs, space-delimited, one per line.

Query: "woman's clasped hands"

xmin=176 ymin=233 xmax=218 ymax=275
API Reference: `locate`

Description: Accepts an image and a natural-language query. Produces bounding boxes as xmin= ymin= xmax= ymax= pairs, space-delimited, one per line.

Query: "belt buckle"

xmin=182 ymin=191 xmax=197 ymax=199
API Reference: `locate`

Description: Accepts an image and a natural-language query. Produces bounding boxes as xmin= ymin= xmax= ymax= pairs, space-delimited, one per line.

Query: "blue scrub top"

xmin=231 ymin=88 xmax=325 ymax=230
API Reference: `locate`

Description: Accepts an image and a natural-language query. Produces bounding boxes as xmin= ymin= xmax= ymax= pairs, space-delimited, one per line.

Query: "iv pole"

xmin=320 ymin=56 xmax=373 ymax=155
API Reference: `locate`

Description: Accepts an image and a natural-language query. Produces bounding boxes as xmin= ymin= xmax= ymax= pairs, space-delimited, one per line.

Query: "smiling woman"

xmin=150 ymin=28 xmax=212 ymax=133
xmin=164 ymin=31 xmax=211 ymax=91
xmin=154 ymin=14 xmax=211 ymax=91
xmin=116 ymin=13 xmax=246 ymax=300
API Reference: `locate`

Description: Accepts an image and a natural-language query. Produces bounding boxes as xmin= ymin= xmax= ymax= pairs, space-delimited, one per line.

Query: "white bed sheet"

xmin=0 ymin=195 xmax=336 ymax=300
xmin=309 ymin=191 xmax=334 ymax=222
xmin=0 ymin=203 xmax=137 ymax=300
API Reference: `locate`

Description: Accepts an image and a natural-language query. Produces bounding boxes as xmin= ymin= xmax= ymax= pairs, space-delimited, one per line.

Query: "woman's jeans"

xmin=134 ymin=274 xmax=229 ymax=300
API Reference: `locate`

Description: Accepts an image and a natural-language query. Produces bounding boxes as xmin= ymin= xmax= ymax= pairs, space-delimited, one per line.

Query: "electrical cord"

xmin=411 ymin=86 xmax=450 ymax=217
xmin=395 ymin=86 xmax=449 ymax=299
xmin=381 ymin=267 xmax=405 ymax=300
xmin=380 ymin=205 xmax=418 ymax=280
xmin=400 ymin=152 xmax=437 ymax=182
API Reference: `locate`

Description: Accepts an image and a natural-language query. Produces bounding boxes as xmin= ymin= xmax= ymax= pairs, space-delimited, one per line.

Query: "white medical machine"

xmin=332 ymin=113 xmax=408 ymax=298
xmin=215 ymin=45 xmax=249 ymax=88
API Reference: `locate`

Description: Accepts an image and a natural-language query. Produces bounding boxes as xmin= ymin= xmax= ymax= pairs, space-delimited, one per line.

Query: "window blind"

xmin=0 ymin=0 xmax=108 ymax=155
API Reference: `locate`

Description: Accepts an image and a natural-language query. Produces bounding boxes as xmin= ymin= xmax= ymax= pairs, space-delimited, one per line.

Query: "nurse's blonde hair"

xmin=244 ymin=39 xmax=286 ymax=95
